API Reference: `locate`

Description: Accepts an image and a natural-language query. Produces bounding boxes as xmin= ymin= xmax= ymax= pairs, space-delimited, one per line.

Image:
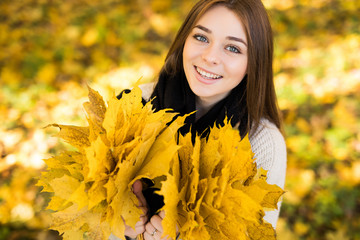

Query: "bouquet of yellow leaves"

xmin=38 ymin=86 xmax=186 ymax=240
xmin=38 ymin=85 xmax=284 ymax=240
xmin=158 ymin=120 xmax=284 ymax=240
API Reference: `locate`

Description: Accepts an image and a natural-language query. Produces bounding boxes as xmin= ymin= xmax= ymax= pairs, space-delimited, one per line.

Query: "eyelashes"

xmin=225 ymin=45 xmax=241 ymax=53
xmin=193 ymin=34 xmax=208 ymax=43
xmin=192 ymin=34 xmax=242 ymax=54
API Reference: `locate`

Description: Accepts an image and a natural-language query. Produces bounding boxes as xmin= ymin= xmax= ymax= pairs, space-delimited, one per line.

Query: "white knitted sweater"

xmin=109 ymin=83 xmax=287 ymax=239
xmin=249 ymin=118 xmax=287 ymax=228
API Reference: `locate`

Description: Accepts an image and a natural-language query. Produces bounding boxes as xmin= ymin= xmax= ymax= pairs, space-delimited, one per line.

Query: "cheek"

xmin=183 ymin=40 xmax=198 ymax=62
xmin=227 ymin=58 xmax=248 ymax=78
xmin=183 ymin=41 xmax=193 ymax=79
xmin=183 ymin=42 xmax=190 ymax=66
xmin=183 ymin=38 xmax=191 ymax=53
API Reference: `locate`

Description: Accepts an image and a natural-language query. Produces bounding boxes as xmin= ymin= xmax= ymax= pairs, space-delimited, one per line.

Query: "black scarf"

xmin=150 ymin=70 xmax=249 ymax=139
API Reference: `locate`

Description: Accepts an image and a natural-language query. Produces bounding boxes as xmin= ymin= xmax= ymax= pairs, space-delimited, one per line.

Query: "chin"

xmin=188 ymin=82 xmax=212 ymax=97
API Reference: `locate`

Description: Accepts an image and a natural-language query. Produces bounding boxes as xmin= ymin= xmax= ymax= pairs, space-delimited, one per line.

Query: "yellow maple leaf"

xmin=45 ymin=124 xmax=90 ymax=149
xmin=51 ymin=204 xmax=108 ymax=240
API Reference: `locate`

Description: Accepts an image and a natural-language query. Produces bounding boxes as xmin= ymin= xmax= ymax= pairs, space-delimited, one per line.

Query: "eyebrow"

xmin=194 ymin=25 xmax=248 ymax=47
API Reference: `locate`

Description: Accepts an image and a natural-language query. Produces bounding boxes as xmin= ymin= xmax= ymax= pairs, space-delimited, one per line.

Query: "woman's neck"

xmin=195 ymin=97 xmax=217 ymax=121
xmin=195 ymin=91 xmax=232 ymax=121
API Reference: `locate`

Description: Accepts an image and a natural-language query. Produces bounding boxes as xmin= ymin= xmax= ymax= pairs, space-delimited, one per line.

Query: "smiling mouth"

xmin=195 ymin=66 xmax=223 ymax=80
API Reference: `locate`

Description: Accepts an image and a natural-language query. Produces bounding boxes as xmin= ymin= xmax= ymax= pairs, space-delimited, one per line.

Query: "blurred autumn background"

xmin=0 ymin=0 xmax=359 ymax=239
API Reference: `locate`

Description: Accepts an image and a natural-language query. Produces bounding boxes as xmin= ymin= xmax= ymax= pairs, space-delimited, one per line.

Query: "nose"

xmin=202 ymin=44 xmax=220 ymax=65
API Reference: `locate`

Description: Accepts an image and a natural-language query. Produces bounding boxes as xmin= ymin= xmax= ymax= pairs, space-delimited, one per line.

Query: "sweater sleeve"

xmin=249 ymin=119 xmax=287 ymax=229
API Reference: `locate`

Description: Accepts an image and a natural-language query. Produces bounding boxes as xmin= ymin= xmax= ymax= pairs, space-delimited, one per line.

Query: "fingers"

xmin=139 ymin=206 xmax=149 ymax=218
xmin=138 ymin=214 xmax=148 ymax=225
xmin=132 ymin=179 xmax=148 ymax=208
xmin=150 ymin=214 xmax=164 ymax=233
xmin=143 ymin=212 xmax=173 ymax=240
xmin=125 ymin=224 xmax=144 ymax=238
xmin=144 ymin=222 xmax=161 ymax=240
xmin=158 ymin=210 xmax=165 ymax=219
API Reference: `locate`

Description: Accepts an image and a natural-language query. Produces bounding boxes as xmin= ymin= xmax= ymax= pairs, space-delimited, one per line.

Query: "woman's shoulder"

xmin=249 ymin=118 xmax=285 ymax=151
xmin=249 ymin=118 xmax=287 ymax=184
xmin=249 ymin=119 xmax=285 ymax=146
xmin=139 ymin=82 xmax=156 ymax=102
xmin=249 ymin=119 xmax=287 ymax=228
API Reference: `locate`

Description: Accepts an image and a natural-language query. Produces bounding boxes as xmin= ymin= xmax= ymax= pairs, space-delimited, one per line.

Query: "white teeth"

xmin=196 ymin=67 xmax=222 ymax=79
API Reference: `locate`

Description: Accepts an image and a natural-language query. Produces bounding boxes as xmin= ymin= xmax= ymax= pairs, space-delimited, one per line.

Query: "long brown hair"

xmin=159 ymin=0 xmax=283 ymax=134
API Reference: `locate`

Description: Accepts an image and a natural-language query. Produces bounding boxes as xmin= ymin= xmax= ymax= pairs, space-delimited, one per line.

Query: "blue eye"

xmin=226 ymin=45 xmax=241 ymax=53
xmin=194 ymin=34 xmax=208 ymax=43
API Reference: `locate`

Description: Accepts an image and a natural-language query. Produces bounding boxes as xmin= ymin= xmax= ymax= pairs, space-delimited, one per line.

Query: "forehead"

xmin=194 ymin=5 xmax=246 ymax=40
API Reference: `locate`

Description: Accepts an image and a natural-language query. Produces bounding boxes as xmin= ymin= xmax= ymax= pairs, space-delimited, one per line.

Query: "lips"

xmin=195 ymin=66 xmax=223 ymax=80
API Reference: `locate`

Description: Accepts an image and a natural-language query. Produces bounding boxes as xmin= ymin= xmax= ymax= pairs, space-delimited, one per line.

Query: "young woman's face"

xmin=183 ymin=5 xmax=248 ymax=106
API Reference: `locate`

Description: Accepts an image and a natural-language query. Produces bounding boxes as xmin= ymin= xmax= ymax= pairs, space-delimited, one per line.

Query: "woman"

xmin=116 ymin=0 xmax=287 ymax=239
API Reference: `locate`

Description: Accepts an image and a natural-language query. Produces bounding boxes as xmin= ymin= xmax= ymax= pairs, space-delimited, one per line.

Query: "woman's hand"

xmin=144 ymin=211 xmax=174 ymax=240
xmin=124 ymin=180 xmax=149 ymax=238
